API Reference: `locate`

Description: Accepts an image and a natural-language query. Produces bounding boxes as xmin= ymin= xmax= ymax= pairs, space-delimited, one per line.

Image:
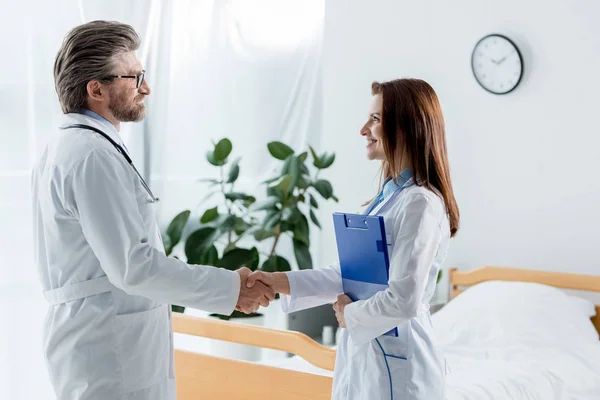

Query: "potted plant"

xmin=162 ymin=138 xmax=337 ymax=315
xmin=163 ymin=138 xmax=337 ymax=361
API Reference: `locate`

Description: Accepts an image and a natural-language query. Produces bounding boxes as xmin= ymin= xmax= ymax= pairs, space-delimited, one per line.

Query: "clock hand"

xmin=497 ymin=50 xmax=515 ymax=65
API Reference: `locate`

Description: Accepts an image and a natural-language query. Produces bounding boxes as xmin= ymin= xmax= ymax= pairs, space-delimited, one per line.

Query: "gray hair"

xmin=54 ymin=20 xmax=140 ymax=113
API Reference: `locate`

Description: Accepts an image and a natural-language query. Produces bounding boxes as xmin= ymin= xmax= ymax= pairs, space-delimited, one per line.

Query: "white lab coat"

xmin=32 ymin=113 xmax=241 ymax=400
xmin=281 ymin=181 xmax=450 ymax=399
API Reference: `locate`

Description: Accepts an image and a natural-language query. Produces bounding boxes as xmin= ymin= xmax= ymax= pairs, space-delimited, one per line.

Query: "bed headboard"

xmin=449 ymin=266 xmax=600 ymax=336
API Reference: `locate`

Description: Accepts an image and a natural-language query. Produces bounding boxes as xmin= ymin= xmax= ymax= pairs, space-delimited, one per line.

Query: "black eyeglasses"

xmin=104 ymin=70 xmax=146 ymax=89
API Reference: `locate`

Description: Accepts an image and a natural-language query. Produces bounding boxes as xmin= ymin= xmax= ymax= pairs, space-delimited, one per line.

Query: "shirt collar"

xmin=60 ymin=111 xmax=124 ymax=146
xmin=79 ymin=109 xmax=120 ymax=136
xmin=382 ymin=168 xmax=412 ymax=200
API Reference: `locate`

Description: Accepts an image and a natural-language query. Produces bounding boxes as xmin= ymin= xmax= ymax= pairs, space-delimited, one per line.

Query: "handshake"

xmin=234 ymin=267 xmax=290 ymax=314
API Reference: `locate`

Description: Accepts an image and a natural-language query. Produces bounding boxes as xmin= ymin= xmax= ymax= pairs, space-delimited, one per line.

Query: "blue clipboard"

xmin=333 ymin=212 xmax=398 ymax=337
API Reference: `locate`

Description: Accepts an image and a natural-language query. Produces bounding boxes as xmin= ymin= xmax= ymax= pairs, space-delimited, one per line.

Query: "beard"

xmin=108 ymin=89 xmax=146 ymax=122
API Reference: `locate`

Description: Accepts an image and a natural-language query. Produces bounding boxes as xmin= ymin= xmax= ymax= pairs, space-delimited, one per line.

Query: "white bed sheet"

xmin=262 ymin=328 xmax=600 ymax=400
xmin=261 ymin=282 xmax=600 ymax=399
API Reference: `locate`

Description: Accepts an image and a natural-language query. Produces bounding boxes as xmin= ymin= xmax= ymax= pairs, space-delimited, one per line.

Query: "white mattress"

xmin=261 ymin=282 xmax=600 ymax=399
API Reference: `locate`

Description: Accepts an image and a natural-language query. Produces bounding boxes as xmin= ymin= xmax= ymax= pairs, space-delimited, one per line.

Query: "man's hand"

xmin=235 ymin=267 xmax=275 ymax=314
xmin=332 ymin=294 xmax=352 ymax=328
xmin=246 ymin=270 xmax=290 ymax=295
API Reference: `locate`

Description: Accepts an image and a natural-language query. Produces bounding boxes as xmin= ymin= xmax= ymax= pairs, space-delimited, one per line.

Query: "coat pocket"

xmin=115 ymin=305 xmax=170 ymax=393
xmin=375 ymin=336 xmax=408 ymax=398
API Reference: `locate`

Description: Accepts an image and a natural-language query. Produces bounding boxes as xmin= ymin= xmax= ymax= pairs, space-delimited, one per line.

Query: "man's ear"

xmin=86 ymin=80 xmax=108 ymax=102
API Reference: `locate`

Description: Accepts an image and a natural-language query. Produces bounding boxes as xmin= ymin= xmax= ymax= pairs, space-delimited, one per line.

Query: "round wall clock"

xmin=471 ymin=34 xmax=524 ymax=95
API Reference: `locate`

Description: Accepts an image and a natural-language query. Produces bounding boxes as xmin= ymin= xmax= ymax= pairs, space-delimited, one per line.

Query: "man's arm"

xmin=67 ymin=149 xmax=272 ymax=314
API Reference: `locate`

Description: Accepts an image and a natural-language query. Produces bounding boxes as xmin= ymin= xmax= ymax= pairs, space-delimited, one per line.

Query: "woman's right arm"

xmin=247 ymin=263 xmax=343 ymax=313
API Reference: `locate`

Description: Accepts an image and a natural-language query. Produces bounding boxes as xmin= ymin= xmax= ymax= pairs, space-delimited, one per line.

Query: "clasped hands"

xmin=235 ymin=267 xmax=353 ymax=328
xmin=234 ymin=268 xmax=286 ymax=314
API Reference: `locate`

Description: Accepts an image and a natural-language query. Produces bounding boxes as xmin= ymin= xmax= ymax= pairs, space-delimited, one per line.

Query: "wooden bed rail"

xmin=171 ymin=314 xmax=335 ymax=399
xmin=172 ymin=313 xmax=336 ymax=371
xmin=449 ymin=266 xmax=600 ymax=336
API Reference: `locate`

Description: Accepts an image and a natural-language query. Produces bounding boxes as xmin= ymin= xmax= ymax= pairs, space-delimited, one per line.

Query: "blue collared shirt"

xmin=80 ymin=109 xmax=116 ymax=133
xmin=79 ymin=109 xmax=128 ymax=152
xmin=364 ymin=168 xmax=412 ymax=215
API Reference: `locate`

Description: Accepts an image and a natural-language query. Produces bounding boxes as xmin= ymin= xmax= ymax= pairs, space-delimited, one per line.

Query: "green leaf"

xmin=227 ymin=159 xmax=240 ymax=183
xmin=206 ymin=150 xmax=224 ymax=166
xmin=200 ymin=245 xmax=219 ymax=265
xmin=216 ymin=215 xmax=235 ymax=231
xmin=185 ymin=228 xmax=220 ymax=264
xmin=280 ymin=221 xmax=294 ymax=232
xmin=166 ymin=210 xmax=191 ymax=247
xmin=282 ymin=156 xmax=300 ymax=189
xmin=264 ymin=211 xmax=281 ymax=231
xmin=293 ymin=213 xmax=310 ymax=246
xmin=218 ymin=247 xmax=260 ymax=271
xmin=310 ymin=209 xmax=321 ymax=229
xmin=297 ymin=176 xmax=310 ymax=190
xmin=309 ymin=194 xmax=319 ymax=209
xmin=162 ymin=234 xmax=173 ymax=256
xmin=243 ymin=196 xmax=256 ymax=207
xmin=267 ymin=141 xmax=294 ymax=160
xmin=261 ymin=176 xmax=280 ymax=185
xmin=332 ymin=194 xmax=339 ymax=202
xmin=200 ymin=207 xmax=219 ymax=223
xmin=313 ymin=180 xmax=333 ymax=199
xmin=225 ymin=192 xmax=255 ymax=205
xmin=253 ymin=228 xmax=276 ymax=241
xmin=272 ymin=175 xmax=293 ymax=194
xmin=293 ymin=239 xmax=313 ymax=269
xmin=214 ymin=138 xmax=233 ymax=162
xmin=267 ymin=185 xmax=285 ymax=201
xmin=233 ymin=217 xmax=249 ymax=235
xmin=437 ymin=269 xmax=443 ymax=283
xmin=300 ymin=163 xmax=310 ymax=176
xmin=319 ymin=152 xmax=335 ymax=169
xmin=282 ymin=206 xmax=302 ymax=223
xmin=261 ymin=255 xmax=292 ymax=272
xmin=249 ymin=197 xmax=280 ymax=212
xmin=298 ymin=152 xmax=308 ymax=162
xmin=309 ymin=146 xmax=320 ymax=168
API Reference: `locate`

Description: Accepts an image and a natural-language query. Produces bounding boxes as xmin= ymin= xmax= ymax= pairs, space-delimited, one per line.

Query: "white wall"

xmin=317 ymin=0 xmax=600 ymax=292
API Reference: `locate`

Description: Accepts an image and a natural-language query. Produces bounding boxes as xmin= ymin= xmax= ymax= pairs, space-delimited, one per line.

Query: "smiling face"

xmin=360 ymin=93 xmax=385 ymax=161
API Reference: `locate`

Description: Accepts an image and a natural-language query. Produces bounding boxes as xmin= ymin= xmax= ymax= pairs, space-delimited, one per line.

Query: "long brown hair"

xmin=371 ymin=79 xmax=459 ymax=237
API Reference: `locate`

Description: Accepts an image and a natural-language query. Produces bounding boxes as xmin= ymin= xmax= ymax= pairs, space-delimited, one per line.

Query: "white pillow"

xmin=432 ymin=280 xmax=598 ymax=348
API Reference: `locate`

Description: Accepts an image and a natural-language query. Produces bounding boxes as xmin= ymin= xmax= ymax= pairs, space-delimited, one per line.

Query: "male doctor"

xmin=32 ymin=20 xmax=274 ymax=399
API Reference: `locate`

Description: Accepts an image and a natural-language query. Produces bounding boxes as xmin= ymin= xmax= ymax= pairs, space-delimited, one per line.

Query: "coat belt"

xmin=43 ymin=276 xmax=113 ymax=305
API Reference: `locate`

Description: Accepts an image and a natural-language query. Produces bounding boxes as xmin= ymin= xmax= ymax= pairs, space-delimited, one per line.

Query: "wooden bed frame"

xmin=172 ymin=266 xmax=600 ymax=400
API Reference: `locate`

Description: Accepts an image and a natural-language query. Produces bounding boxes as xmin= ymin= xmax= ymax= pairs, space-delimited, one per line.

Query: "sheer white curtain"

xmin=148 ymin=1 xmax=325 ymax=258
xmin=1 ymin=0 xmax=323 ymax=397
xmin=0 ymin=1 xmax=164 ymax=398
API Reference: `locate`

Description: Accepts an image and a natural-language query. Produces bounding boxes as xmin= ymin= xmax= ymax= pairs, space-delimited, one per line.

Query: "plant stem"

xmin=220 ymin=165 xmax=233 ymax=246
xmin=269 ymin=224 xmax=281 ymax=257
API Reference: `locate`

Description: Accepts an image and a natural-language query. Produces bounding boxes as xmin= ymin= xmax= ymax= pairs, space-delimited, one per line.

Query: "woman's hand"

xmin=246 ymin=270 xmax=290 ymax=295
xmin=333 ymin=294 xmax=353 ymax=328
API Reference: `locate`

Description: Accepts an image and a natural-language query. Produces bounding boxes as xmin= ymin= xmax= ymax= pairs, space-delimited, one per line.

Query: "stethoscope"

xmin=62 ymin=124 xmax=160 ymax=203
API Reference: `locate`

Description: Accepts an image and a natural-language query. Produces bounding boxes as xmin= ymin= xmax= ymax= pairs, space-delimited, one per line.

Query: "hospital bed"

xmin=172 ymin=266 xmax=600 ymax=399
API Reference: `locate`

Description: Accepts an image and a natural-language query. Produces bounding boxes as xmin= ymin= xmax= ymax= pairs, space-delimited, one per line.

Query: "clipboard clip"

xmin=344 ymin=215 xmax=369 ymax=229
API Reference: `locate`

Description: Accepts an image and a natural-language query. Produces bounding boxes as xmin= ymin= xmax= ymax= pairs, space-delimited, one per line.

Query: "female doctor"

xmin=248 ymin=78 xmax=460 ymax=399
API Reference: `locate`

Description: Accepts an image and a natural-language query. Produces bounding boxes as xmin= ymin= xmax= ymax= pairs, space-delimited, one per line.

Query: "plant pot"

xmin=207 ymin=312 xmax=266 ymax=362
